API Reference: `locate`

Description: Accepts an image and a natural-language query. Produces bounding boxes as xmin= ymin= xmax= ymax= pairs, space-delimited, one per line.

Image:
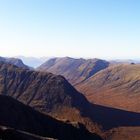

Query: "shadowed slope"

xmin=0 ymin=126 xmax=57 ymax=140
xmin=0 ymin=95 xmax=102 ymax=140
xmin=87 ymin=103 xmax=140 ymax=130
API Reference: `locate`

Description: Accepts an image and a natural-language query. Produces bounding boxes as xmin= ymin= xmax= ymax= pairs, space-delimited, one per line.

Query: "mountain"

xmin=37 ymin=57 xmax=109 ymax=85
xmin=76 ymin=64 xmax=140 ymax=112
xmin=16 ymin=56 xmax=50 ymax=68
xmin=0 ymin=56 xmax=30 ymax=69
xmin=0 ymin=61 xmax=89 ymax=112
xmin=1 ymin=62 xmax=140 ymax=140
xmin=0 ymin=95 xmax=102 ymax=140
xmin=0 ymin=61 xmax=101 ymax=134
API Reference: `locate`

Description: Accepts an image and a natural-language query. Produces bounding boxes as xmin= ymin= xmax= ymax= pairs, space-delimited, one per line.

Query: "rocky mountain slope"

xmin=77 ymin=64 xmax=140 ymax=112
xmin=0 ymin=56 xmax=30 ymax=69
xmin=37 ymin=57 xmax=109 ymax=85
xmin=0 ymin=95 xmax=102 ymax=140
xmin=0 ymin=61 xmax=102 ymax=134
xmin=0 ymin=61 xmax=90 ymax=113
xmin=0 ymin=62 xmax=140 ymax=140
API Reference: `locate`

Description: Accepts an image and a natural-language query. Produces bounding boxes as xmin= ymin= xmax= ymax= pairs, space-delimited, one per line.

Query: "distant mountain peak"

xmin=37 ymin=57 xmax=109 ymax=85
xmin=0 ymin=56 xmax=30 ymax=69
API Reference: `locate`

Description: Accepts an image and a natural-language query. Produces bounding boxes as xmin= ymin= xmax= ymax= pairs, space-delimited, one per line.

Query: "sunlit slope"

xmin=77 ymin=64 xmax=140 ymax=112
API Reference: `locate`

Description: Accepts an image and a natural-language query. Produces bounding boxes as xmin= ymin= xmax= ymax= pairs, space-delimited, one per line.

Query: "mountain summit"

xmin=0 ymin=56 xmax=30 ymax=69
xmin=37 ymin=57 xmax=109 ymax=85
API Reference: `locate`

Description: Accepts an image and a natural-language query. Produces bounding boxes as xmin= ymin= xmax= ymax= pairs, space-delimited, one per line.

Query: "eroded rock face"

xmin=0 ymin=62 xmax=88 ymax=112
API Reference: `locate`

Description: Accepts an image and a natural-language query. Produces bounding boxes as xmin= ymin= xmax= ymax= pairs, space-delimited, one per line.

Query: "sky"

xmin=0 ymin=0 xmax=140 ymax=59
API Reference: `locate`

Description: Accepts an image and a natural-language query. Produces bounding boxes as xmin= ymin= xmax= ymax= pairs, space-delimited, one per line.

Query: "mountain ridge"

xmin=76 ymin=64 xmax=140 ymax=112
xmin=37 ymin=57 xmax=109 ymax=85
xmin=0 ymin=56 xmax=30 ymax=69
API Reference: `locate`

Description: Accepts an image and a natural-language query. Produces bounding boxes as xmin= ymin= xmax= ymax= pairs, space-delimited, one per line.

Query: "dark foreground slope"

xmin=1 ymin=96 xmax=140 ymax=140
xmin=0 ymin=95 xmax=102 ymax=140
xmin=37 ymin=57 xmax=109 ymax=85
xmin=0 ymin=126 xmax=57 ymax=140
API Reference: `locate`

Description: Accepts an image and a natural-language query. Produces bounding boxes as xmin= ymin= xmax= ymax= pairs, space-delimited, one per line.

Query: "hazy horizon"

xmin=0 ymin=0 xmax=140 ymax=59
xmin=2 ymin=55 xmax=140 ymax=61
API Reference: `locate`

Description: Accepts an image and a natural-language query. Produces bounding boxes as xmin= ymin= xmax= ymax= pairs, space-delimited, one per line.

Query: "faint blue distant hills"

xmin=110 ymin=59 xmax=140 ymax=64
xmin=15 ymin=56 xmax=51 ymax=68
xmin=13 ymin=56 xmax=140 ymax=68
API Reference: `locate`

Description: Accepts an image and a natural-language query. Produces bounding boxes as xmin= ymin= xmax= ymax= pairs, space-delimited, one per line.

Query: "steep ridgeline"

xmin=0 ymin=61 xmax=102 ymax=134
xmin=0 ymin=62 xmax=90 ymax=112
xmin=1 ymin=62 xmax=140 ymax=140
xmin=77 ymin=64 xmax=140 ymax=112
xmin=0 ymin=95 xmax=102 ymax=140
xmin=0 ymin=56 xmax=30 ymax=69
xmin=37 ymin=57 xmax=109 ymax=85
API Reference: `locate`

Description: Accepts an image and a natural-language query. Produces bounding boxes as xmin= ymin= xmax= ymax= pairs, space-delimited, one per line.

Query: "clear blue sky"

xmin=0 ymin=0 xmax=140 ymax=59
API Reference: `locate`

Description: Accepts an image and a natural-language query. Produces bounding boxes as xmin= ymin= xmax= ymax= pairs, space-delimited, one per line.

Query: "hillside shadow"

xmin=83 ymin=103 xmax=140 ymax=130
xmin=0 ymin=95 xmax=103 ymax=140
